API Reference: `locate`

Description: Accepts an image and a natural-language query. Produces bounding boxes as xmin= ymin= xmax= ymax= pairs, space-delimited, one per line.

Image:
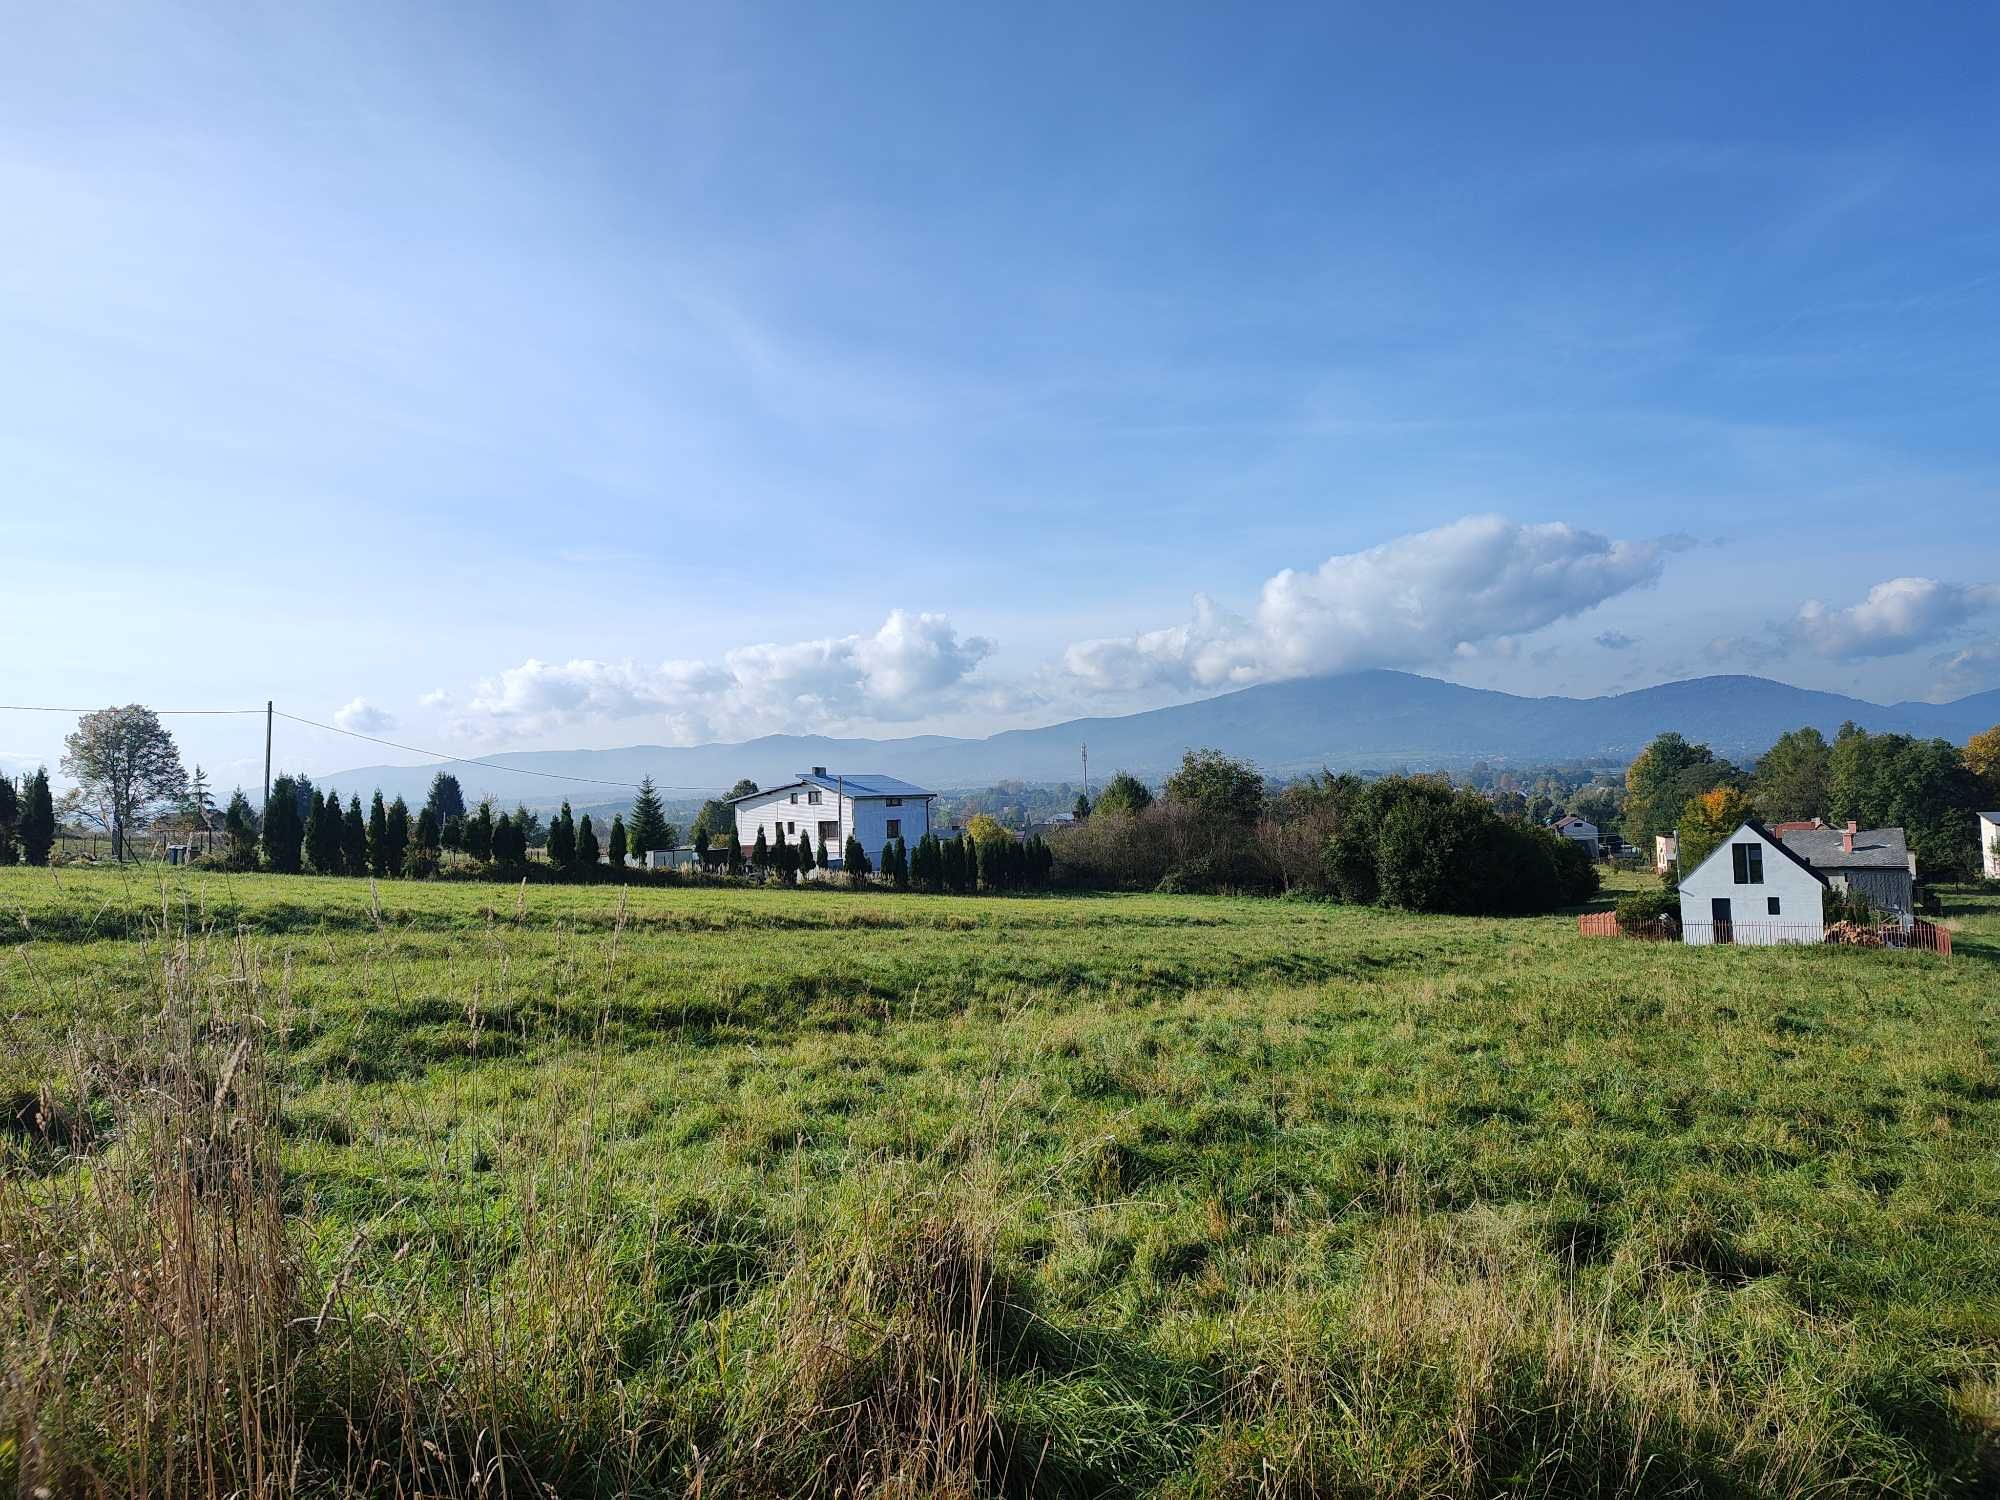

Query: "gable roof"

xmin=1778 ymin=824 xmax=1910 ymax=871
xmin=1552 ymin=814 xmax=1594 ymax=830
xmin=797 ymin=771 xmax=933 ymax=798
xmin=723 ymin=771 xmax=934 ymax=805
xmin=1685 ymin=819 xmax=1828 ymax=886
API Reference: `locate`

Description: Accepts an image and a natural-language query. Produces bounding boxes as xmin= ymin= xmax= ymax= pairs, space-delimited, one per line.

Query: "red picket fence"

xmin=1579 ymin=912 xmax=1951 ymax=957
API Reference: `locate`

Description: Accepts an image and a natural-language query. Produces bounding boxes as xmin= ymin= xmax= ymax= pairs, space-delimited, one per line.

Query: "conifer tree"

xmin=385 ymin=797 xmax=411 ymax=876
xmin=628 ymin=776 xmax=669 ymax=861
xmin=21 ymin=768 xmax=56 ymax=867
xmin=751 ymin=826 xmax=769 ymax=871
xmin=1073 ymin=793 xmax=1091 ymax=822
xmin=406 ymin=805 xmax=440 ymax=877
xmin=367 ymin=791 xmax=390 ymax=876
xmin=773 ymin=825 xmax=794 ymax=882
xmin=549 ymin=802 xmax=577 ymax=871
xmin=844 ymin=834 xmax=869 ymax=884
xmin=607 ymin=814 xmax=627 ymax=868
xmin=493 ymin=812 xmax=517 ymax=868
xmin=424 ymin=771 xmax=467 ymax=827
xmin=466 ymin=799 xmax=495 ymax=862
xmin=223 ymin=789 xmax=258 ymax=871
xmin=817 ymin=833 xmax=830 ymax=871
xmin=440 ymin=814 xmax=465 ymax=851
xmin=302 ymin=789 xmax=331 ymax=873
xmin=0 ymin=774 xmax=17 ymax=865
xmin=724 ymin=836 xmax=743 ymax=875
xmin=264 ymin=774 xmax=306 ymax=873
xmin=693 ymin=826 xmax=710 ymax=863
xmin=578 ymin=813 xmax=600 ymax=871
xmin=343 ymin=795 xmax=367 ymax=875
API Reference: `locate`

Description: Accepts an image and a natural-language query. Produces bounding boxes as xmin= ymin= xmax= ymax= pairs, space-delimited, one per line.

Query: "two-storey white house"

xmin=1981 ymin=811 xmax=2000 ymax=879
xmin=1676 ymin=819 xmax=1827 ymax=945
xmin=726 ymin=769 xmax=936 ymax=869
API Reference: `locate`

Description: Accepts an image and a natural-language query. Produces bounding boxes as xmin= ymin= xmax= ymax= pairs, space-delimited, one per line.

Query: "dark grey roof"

xmin=1778 ymin=825 xmax=1910 ymax=871
xmin=723 ymin=772 xmax=934 ymax=804
xmin=1740 ymin=819 xmax=1829 ymax=884
xmin=797 ymin=771 xmax=932 ymax=798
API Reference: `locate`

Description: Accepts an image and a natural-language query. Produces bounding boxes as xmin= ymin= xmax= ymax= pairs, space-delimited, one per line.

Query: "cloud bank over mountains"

xmin=348 ymin=517 xmax=2000 ymax=748
xmin=1061 ymin=517 xmax=1668 ymax=693
xmin=460 ymin=610 xmax=995 ymax=743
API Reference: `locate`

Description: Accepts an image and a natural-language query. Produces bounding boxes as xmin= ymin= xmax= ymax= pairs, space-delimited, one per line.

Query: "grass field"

xmin=4 ymin=864 xmax=1998 ymax=1497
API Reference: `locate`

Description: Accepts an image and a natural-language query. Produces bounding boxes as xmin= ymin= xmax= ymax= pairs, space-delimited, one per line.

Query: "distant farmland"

xmin=4 ymin=866 xmax=1997 ymax=1497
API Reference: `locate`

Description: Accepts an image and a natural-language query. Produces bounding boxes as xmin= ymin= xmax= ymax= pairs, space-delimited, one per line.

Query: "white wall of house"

xmin=1677 ymin=823 xmax=1825 ymax=945
xmin=1982 ymin=814 xmax=2000 ymax=879
xmin=730 ymin=784 xmax=932 ymax=866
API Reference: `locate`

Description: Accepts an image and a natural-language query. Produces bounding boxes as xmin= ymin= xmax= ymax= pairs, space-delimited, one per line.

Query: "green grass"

xmin=3 ymin=863 xmax=1998 ymax=1496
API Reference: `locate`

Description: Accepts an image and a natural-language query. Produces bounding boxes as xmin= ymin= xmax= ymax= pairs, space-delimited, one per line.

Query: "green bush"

xmin=1324 ymin=776 xmax=1599 ymax=915
xmin=1615 ymin=889 xmax=1679 ymax=934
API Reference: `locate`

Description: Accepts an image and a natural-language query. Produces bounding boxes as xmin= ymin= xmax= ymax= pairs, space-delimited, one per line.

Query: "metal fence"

xmin=1579 ymin=912 xmax=1952 ymax=957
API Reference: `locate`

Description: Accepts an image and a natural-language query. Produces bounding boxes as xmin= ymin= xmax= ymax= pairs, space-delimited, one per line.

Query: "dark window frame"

xmin=1732 ymin=843 xmax=1764 ymax=885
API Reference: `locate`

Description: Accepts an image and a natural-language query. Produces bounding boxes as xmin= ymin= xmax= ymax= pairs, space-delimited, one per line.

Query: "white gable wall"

xmin=1677 ymin=823 xmax=1825 ymax=945
xmin=1983 ymin=814 xmax=2000 ymax=880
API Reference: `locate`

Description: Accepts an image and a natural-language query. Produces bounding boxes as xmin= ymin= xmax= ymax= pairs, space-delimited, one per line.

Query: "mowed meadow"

xmin=3 ymin=866 xmax=1998 ymax=1498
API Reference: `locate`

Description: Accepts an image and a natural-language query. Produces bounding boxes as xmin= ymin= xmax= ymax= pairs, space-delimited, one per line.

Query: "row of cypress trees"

xmin=0 ymin=768 xmax=58 ymax=866
xmin=910 ymin=832 xmax=1054 ymax=892
xmin=735 ymin=825 xmax=1055 ymax=893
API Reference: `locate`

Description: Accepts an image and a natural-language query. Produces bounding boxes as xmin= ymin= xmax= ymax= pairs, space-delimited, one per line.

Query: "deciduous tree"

xmin=1753 ymin=727 xmax=1832 ymax=825
xmin=60 ymin=704 xmax=189 ymax=861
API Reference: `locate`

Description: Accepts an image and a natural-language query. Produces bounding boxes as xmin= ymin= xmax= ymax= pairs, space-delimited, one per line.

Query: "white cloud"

xmin=1790 ymin=577 xmax=2000 ymax=661
xmin=333 ymin=697 xmax=396 ymax=734
xmin=1931 ymin=639 xmax=2000 ymax=698
xmin=462 ymin=610 xmax=996 ymax=741
xmin=1594 ymin=630 xmax=1638 ymax=651
xmin=1062 ymin=516 xmax=1665 ymax=693
xmin=419 ymin=687 xmax=453 ymax=708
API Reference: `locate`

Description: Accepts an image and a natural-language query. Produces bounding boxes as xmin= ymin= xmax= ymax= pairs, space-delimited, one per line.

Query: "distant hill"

xmin=321 ymin=671 xmax=2000 ymax=811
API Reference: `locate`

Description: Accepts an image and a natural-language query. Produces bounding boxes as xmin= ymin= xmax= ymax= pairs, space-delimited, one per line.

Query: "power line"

xmin=1 ymin=702 xmax=734 ymax=795
xmin=272 ymin=711 xmax=718 ymax=792
xmin=0 ymin=705 xmax=263 ymax=715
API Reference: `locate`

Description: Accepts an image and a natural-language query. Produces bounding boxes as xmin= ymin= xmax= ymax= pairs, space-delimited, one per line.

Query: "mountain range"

xmin=322 ymin=671 xmax=2000 ymax=810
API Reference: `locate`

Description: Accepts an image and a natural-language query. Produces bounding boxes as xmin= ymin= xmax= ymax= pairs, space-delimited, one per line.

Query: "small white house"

xmin=1981 ymin=812 xmax=2000 ymax=880
xmin=1653 ymin=833 xmax=1677 ymax=875
xmin=726 ymin=769 xmax=936 ymax=869
xmin=1551 ymin=815 xmax=1598 ymax=860
xmin=1676 ymin=820 xmax=1827 ymax=946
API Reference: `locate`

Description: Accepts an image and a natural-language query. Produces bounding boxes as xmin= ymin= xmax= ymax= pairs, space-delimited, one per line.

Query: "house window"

xmin=1731 ymin=844 xmax=1763 ymax=885
xmin=886 ymin=818 xmax=901 ymax=839
xmin=789 ymin=793 xmax=798 ymax=804
xmin=787 ymin=821 xmax=795 ymax=834
xmin=1767 ymin=897 xmax=1781 ymax=916
xmin=818 ymin=820 xmax=838 ymax=842
xmin=886 ymin=797 xmax=902 ymax=807
xmin=807 ymin=790 xmax=822 ymax=805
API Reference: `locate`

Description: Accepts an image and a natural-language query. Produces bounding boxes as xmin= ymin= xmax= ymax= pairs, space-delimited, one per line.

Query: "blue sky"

xmin=4 ymin=2 xmax=1997 ymax=790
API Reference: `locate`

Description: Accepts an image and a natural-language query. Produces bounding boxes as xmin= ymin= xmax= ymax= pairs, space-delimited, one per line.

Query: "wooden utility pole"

xmin=263 ymin=700 xmax=273 ymax=813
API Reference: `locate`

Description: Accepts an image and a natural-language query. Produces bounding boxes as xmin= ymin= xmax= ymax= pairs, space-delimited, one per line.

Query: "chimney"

xmin=812 ymin=766 xmax=826 ymax=777
xmin=1843 ymin=820 xmax=1856 ymax=854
